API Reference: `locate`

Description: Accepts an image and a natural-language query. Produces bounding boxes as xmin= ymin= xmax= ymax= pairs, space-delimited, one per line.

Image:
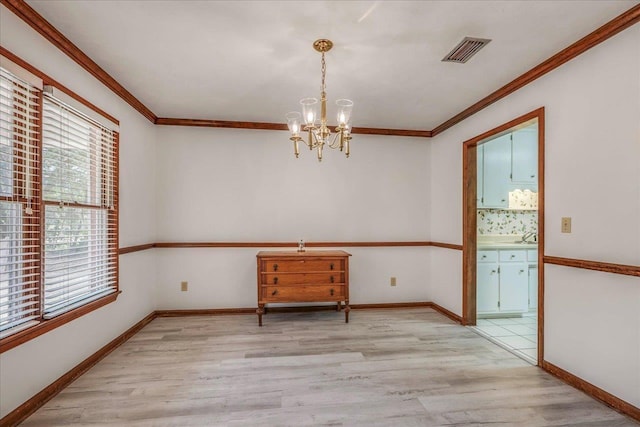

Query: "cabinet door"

xmin=499 ymin=263 xmax=529 ymax=312
xmin=481 ymin=134 xmax=511 ymax=208
xmin=528 ymin=266 xmax=538 ymax=310
xmin=511 ymin=126 xmax=537 ymax=188
xmin=477 ymin=263 xmax=499 ymax=313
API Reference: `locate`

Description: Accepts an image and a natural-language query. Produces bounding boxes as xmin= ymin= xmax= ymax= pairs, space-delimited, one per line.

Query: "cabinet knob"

xmin=482 ymin=255 xmax=486 ymax=259
xmin=520 ymin=269 xmax=525 ymax=274
xmin=330 ymin=276 xmax=335 ymax=283
xmin=530 ymin=174 xmax=535 ymax=178
xmin=330 ymin=288 xmax=334 ymax=296
xmin=273 ymin=277 xmax=278 ymax=284
xmin=272 ymin=289 xmax=278 ymax=296
xmin=501 ymin=199 xmax=506 ymax=202
xmin=273 ymin=264 xmax=278 ymax=271
xmin=491 ymin=270 xmax=497 ymax=274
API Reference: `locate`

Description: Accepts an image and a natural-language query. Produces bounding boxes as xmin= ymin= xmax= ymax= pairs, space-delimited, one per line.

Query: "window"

xmin=0 ymin=67 xmax=41 ymax=337
xmin=42 ymin=93 xmax=118 ymax=319
xmin=0 ymin=61 xmax=119 ymax=345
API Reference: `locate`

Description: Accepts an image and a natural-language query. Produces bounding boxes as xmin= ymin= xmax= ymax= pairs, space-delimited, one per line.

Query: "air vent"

xmin=442 ymin=37 xmax=491 ymax=63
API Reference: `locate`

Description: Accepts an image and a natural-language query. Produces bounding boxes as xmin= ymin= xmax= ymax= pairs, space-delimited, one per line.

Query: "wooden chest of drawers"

xmin=256 ymin=250 xmax=351 ymax=326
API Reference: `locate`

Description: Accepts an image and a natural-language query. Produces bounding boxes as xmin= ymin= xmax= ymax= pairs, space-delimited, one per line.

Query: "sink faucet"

xmin=521 ymin=231 xmax=537 ymax=243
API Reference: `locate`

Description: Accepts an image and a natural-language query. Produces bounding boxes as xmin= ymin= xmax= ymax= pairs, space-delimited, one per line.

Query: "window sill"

xmin=0 ymin=291 xmax=121 ymax=354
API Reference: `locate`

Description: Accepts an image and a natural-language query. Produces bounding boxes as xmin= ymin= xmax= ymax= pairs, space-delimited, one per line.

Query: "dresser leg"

xmin=344 ymin=303 xmax=350 ymax=323
xmin=336 ymin=302 xmax=341 ymax=312
xmin=257 ymin=305 xmax=264 ymax=327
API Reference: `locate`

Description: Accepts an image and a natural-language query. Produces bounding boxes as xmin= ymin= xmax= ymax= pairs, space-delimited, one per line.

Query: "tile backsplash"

xmin=477 ymin=209 xmax=538 ymax=235
xmin=509 ymin=189 xmax=538 ymax=209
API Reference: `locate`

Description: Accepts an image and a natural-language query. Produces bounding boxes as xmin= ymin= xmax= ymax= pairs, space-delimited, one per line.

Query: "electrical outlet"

xmin=181 ymin=281 xmax=188 ymax=291
xmin=390 ymin=277 xmax=397 ymax=287
xmin=561 ymin=217 xmax=572 ymax=233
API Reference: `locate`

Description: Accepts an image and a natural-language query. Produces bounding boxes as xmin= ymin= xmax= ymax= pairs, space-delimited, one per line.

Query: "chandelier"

xmin=286 ymin=39 xmax=353 ymax=162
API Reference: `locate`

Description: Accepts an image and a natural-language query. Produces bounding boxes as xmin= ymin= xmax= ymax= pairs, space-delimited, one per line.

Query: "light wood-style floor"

xmin=22 ymin=308 xmax=638 ymax=426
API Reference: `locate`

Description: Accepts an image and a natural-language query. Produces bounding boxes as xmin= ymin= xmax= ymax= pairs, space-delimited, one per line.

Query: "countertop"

xmin=477 ymin=242 xmax=538 ymax=250
xmin=477 ymin=235 xmax=538 ymax=250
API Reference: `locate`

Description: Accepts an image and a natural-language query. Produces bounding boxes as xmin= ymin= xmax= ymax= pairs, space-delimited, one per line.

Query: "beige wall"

xmin=0 ymin=5 xmax=158 ymax=417
xmin=428 ymin=25 xmax=640 ymax=407
xmin=1 ymin=1 xmax=639 ymax=418
xmin=154 ymin=127 xmax=431 ymax=308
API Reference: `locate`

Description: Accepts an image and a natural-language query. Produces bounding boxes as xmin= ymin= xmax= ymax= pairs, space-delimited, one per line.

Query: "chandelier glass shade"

xmin=286 ymin=39 xmax=353 ymax=161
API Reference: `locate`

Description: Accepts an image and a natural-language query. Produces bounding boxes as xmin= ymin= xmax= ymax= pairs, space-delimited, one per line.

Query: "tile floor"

xmin=470 ymin=313 xmax=538 ymax=364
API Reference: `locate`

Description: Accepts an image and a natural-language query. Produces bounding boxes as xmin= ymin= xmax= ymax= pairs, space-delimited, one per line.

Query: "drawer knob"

xmin=330 ymin=276 xmax=334 ymax=283
xmin=491 ymin=270 xmax=497 ymax=274
xmin=272 ymin=289 xmax=278 ymax=296
xmin=330 ymin=263 xmax=334 ymax=270
xmin=482 ymin=255 xmax=486 ymax=259
xmin=273 ymin=277 xmax=278 ymax=284
xmin=510 ymin=255 xmax=516 ymax=258
xmin=273 ymin=264 xmax=278 ymax=271
xmin=330 ymin=288 xmax=334 ymax=296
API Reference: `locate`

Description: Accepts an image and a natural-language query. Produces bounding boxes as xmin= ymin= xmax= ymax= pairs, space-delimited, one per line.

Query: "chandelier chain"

xmin=321 ymin=51 xmax=326 ymax=92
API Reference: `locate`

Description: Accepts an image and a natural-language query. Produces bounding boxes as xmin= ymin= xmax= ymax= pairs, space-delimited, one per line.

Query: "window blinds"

xmin=41 ymin=94 xmax=117 ymax=319
xmin=0 ymin=68 xmax=41 ymax=337
xmin=0 ymin=60 xmax=119 ymax=340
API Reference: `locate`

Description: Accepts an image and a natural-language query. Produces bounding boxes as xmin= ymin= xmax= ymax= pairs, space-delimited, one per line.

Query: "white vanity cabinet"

xmin=477 ymin=248 xmax=530 ymax=315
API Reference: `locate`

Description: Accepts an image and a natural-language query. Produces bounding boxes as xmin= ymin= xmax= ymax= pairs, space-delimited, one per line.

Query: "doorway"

xmin=462 ymin=108 xmax=545 ymax=366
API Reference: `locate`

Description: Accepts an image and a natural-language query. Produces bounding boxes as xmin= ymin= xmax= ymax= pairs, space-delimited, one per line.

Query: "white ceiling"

xmin=26 ymin=0 xmax=637 ymax=130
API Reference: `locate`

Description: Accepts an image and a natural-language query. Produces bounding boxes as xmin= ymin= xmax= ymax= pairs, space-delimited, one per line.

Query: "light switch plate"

xmin=561 ymin=217 xmax=572 ymax=233
xmin=390 ymin=277 xmax=397 ymax=287
xmin=181 ymin=281 xmax=188 ymax=291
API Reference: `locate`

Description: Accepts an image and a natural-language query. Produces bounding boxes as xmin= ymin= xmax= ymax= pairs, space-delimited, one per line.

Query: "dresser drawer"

xmin=262 ymin=272 xmax=344 ymax=285
xmin=260 ymin=259 xmax=344 ymax=273
xmin=263 ymin=285 xmax=345 ymax=302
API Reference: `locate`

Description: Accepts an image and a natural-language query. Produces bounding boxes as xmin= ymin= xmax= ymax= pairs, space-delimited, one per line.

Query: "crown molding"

xmin=350 ymin=127 xmax=432 ymax=138
xmin=3 ymin=0 xmax=639 ymax=138
xmin=155 ymin=118 xmax=432 ymax=137
xmin=430 ymin=3 xmax=640 ymax=136
xmin=0 ymin=46 xmax=120 ymax=126
xmin=0 ymin=0 xmax=157 ymax=123
xmin=155 ymin=118 xmax=288 ymax=131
